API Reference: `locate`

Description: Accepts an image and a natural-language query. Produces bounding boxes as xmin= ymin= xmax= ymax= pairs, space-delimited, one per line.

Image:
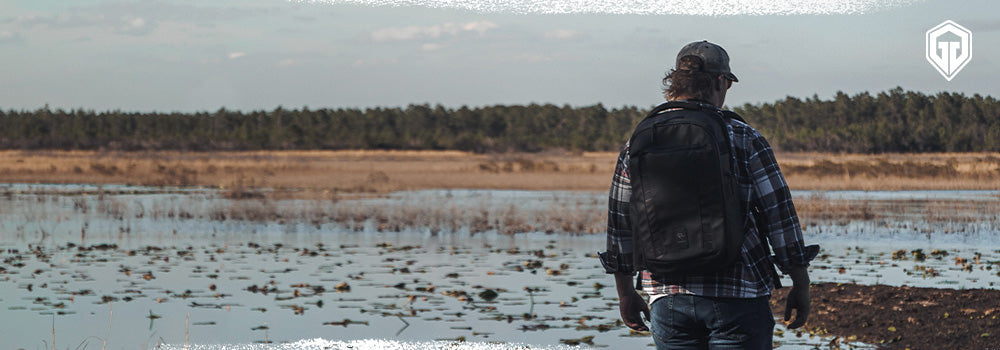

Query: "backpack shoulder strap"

xmin=721 ymin=110 xmax=747 ymax=124
xmin=645 ymin=100 xmax=748 ymax=125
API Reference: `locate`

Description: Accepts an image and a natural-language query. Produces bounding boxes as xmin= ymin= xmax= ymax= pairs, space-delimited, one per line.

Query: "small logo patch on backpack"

xmin=674 ymin=229 xmax=689 ymax=249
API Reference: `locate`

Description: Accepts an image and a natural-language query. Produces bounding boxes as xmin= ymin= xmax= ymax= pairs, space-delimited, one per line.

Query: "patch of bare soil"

xmin=771 ymin=282 xmax=1000 ymax=349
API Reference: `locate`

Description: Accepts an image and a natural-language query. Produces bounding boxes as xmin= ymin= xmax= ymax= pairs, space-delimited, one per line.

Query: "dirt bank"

xmin=771 ymin=282 xmax=1000 ymax=349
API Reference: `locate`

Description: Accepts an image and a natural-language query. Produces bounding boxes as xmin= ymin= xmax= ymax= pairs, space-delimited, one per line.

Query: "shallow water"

xmin=1 ymin=186 xmax=997 ymax=349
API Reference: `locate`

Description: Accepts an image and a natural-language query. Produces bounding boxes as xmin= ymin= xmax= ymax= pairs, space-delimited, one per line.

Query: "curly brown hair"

xmin=662 ymin=55 xmax=718 ymax=101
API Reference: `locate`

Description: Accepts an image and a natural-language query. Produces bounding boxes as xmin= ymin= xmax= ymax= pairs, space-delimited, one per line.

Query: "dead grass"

xmin=1 ymin=150 xmax=999 ymax=197
xmin=38 ymin=190 xmax=604 ymax=235
xmin=0 ymin=150 xmax=612 ymax=197
xmin=779 ymin=152 xmax=1000 ymax=191
xmin=11 ymin=185 xmax=996 ymax=237
xmin=793 ymin=195 xmax=1000 ymax=238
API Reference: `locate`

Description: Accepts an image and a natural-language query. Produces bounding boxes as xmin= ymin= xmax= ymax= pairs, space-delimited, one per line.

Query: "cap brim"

xmin=724 ymin=72 xmax=739 ymax=83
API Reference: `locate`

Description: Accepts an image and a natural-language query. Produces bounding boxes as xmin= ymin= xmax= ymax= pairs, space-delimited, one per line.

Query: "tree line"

xmin=740 ymin=87 xmax=1000 ymax=153
xmin=1 ymin=87 xmax=997 ymax=153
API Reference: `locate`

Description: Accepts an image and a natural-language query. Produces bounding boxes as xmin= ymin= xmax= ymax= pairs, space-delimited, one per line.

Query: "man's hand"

xmin=784 ymin=285 xmax=809 ymax=328
xmin=614 ymin=272 xmax=650 ymax=331
xmin=618 ymin=289 xmax=650 ymax=331
xmin=784 ymin=266 xmax=811 ymax=329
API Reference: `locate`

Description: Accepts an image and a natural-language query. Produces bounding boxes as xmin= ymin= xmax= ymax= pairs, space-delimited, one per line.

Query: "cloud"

xmin=0 ymin=30 xmax=24 ymax=44
xmin=10 ymin=8 xmax=155 ymax=36
xmin=370 ymin=20 xmax=497 ymax=42
xmin=12 ymin=12 xmax=107 ymax=29
xmin=9 ymin=2 xmax=272 ymax=35
xmin=116 ymin=15 xmax=155 ymax=35
xmin=420 ymin=43 xmax=445 ymax=51
xmin=544 ymin=29 xmax=580 ymax=40
xmin=460 ymin=20 xmax=498 ymax=34
xmin=229 ymin=52 xmax=246 ymax=59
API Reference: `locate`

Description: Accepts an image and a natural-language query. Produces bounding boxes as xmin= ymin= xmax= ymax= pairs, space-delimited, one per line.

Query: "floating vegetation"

xmin=1 ymin=187 xmax=999 ymax=349
xmin=558 ymin=335 xmax=594 ymax=346
xmin=477 ymin=289 xmax=499 ymax=302
xmin=323 ymin=319 xmax=369 ymax=327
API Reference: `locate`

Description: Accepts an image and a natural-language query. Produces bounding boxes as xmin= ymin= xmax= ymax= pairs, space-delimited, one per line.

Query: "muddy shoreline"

xmin=771 ymin=282 xmax=1000 ymax=349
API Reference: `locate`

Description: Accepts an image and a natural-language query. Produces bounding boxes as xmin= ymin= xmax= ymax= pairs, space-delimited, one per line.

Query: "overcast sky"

xmin=0 ymin=0 xmax=996 ymax=112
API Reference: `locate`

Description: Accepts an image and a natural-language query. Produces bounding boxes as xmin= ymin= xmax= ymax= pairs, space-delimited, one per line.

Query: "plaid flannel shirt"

xmin=599 ymin=103 xmax=819 ymax=299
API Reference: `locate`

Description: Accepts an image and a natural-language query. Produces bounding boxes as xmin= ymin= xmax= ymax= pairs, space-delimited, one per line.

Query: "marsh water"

xmin=1 ymin=185 xmax=998 ymax=349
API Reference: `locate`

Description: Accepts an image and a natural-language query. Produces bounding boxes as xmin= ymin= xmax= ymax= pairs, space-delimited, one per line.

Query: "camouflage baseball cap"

xmin=676 ymin=40 xmax=738 ymax=82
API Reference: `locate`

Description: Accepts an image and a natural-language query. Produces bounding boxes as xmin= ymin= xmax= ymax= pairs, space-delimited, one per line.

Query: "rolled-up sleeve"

xmin=746 ymin=133 xmax=820 ymax=274
xmin=599 ymin=145 xmax=636 ymax=275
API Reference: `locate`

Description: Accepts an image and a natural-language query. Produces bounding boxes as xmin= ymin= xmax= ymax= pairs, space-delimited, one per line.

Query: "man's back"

xmin=598 ymin=40 xmax=817 ymax=350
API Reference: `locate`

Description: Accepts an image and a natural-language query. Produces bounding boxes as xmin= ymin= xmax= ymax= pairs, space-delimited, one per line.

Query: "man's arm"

xmin=744 ymin=131 xmax=818 ymax=329
xmin=600 ymin=144 xmax=649 ymax=331
xmin=600 ymin=144 xmax=636 ymax=276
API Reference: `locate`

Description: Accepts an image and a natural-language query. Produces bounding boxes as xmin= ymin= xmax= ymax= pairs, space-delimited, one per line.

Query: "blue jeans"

xmin=649 ymin=294 xmax=774 ymax=350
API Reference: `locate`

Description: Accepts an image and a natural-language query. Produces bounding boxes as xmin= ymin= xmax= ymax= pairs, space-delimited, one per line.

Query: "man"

xmin=598 ymin=40 xmax=819 ymax=349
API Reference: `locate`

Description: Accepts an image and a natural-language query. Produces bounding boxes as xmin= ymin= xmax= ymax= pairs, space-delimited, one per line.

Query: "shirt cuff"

xmin=598 ymin=251 xmax=635 ymax=275
xmin=774 ymin=244 xmax=821 ymax=274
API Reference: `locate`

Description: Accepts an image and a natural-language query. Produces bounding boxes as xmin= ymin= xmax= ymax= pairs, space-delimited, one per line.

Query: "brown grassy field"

xmin=778 ymin=152 xmax=1000 ymax=191
xmin=1 ymin=150 xmax=998 ymax=197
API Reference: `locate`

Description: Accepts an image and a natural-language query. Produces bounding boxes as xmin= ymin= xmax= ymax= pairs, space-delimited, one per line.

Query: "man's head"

xmin=662 ymin=40 xmax=737 ymax=106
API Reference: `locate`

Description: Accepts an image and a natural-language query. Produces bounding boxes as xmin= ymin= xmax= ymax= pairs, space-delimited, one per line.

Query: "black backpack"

xmin=628 ymin=100 xmax=746 ymax=277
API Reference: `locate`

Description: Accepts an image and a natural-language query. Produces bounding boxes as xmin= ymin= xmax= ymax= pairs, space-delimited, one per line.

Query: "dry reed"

xmin=3 ymin=150 xmax=999 ymax=196
xmin=4 ymin=149 xmax=1000 ymax=236
xmin=779 ymin=152 xmax=1000 ymax=191
xmin=12 ymin=185 xmax=994 ymax=237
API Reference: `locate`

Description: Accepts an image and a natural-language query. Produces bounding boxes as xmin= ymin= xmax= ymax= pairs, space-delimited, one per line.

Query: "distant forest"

xmin=2 ymin=87 xmax=998 ymax=153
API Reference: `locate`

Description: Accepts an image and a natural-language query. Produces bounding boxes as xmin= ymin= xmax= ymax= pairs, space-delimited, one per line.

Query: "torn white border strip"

xmin=291 ymin=0 xmax=921 ymax=15
xmin=157 ymin=339 xmax=587 ymax=350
